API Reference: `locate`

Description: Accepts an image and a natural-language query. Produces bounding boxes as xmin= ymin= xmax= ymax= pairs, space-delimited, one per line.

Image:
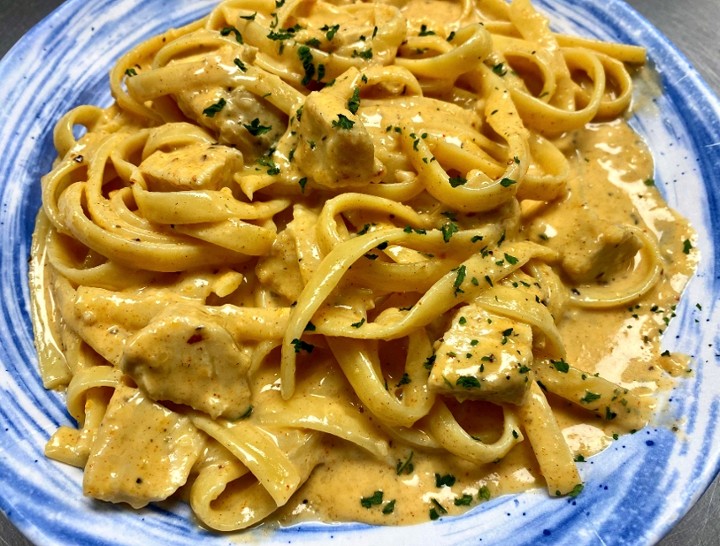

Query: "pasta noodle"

xmin=29 ymin=0 xmax=697 ymax=532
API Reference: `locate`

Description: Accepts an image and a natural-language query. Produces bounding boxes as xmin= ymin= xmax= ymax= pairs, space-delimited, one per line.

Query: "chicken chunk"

xmin=83 ymin=383 xmax=205 ymax=508
xmin=428 ymin=304 xmax=534 ymax=405
xmin=139 ymin=143 xmax=243 ymax=192
xmin=295 ymin=89 xmax=383 ymax=188
xmin=120 ymin=303 xmax=252 ymax=420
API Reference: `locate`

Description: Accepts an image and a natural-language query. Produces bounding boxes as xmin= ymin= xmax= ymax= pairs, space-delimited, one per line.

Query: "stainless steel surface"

xmin=1 ymin=0 xmax=718 ymax=544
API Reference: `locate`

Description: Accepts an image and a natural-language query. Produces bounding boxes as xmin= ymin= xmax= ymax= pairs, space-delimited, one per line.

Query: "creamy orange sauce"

xmin=239 ymin=116 xmax=696 ymax=529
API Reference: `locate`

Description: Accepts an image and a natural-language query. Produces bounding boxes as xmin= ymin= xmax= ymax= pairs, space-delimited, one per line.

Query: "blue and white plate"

xmin=1 ymin=0 xmax=718 ymax=544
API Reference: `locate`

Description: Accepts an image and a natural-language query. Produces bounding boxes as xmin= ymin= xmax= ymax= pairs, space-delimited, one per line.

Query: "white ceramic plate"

xmin=1 ymin=0 xmax=718 ymax=544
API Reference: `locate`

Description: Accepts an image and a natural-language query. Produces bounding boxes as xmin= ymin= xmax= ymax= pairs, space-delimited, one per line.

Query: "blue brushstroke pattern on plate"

xmin=0 ymin=0 xmax=718 ymax=544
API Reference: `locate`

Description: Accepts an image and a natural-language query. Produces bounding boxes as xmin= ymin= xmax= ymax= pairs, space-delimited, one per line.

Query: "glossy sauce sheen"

xmin=263 ymin=118 xmax=697 ymax=527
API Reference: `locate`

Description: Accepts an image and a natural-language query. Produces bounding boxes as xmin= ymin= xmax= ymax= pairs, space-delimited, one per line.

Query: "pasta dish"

xmin=28 ymin=0 xmax=697 ymax=532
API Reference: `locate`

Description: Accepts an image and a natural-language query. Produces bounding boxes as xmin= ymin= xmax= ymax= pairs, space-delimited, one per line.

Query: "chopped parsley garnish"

xmin=290 ymin=338 xmax=314 ymax=353
xmin=449 ymin=175 xmax=468 ymax=187
xmin=352 ymin=48 xmax=373 ymax=60
xmin=456 ymin=375 xmax=481 ymax=389
xmin=644 ymin=177 xmax=655 ymax=186
xmin=442 ymin=221 xmax=458 ymax=243
xmin=238 ymin=405 xmax=253 ymax=419
xmin=568 ymin=483 xmax=584 ymax=498
xmin=396 ymin=451 xmax=415 ymax=475
xmin=550 ymin=358 xmax=570 ymax=373
xmin=682 ymin=239 xmax=693 ymax=254
xmin=446 ymin=31 xmax=456 ymax=41
xmin=256 ymin=154 xmax=280 ymax=175
xmin=492 ymin=62 xmax=507 ymax=76
xmin=304 ymin=321 xmax=316 ymax=331
xmin=243 ymin=118 xmax=272 ymax=136
xmin=321 ymin=23 xmax=340 ymax=41
xmin=202 ymin=98 xmax=226 ymax=117
xmin=454 ymin=494 xmax=474 ymax=506
xmin=435 ymin=473 xmax=456 ymax=487
xmin=297 ymin=45 xmax=316 ymax=85
xmin=332 ymin=114 xmax=355 ymax=130
xmin=580 ymin=390 xmax=601 ymax=404
xmin=453 ymin=265 xmax=466 ymax=296
xmin=239 ymin=12 xmax=256 ymax=20
xmin=382 ymin=500 xmax=396 ymax=514
xmin=305 ymin=37 xmax=322 ymax=48
xmin=267 ymin=25 xmax=300 ymax=41
xmin=220 ymin=26 xmax=243 ymax=43
xmin=233 ymin=57 xmax=247 ymax=71
xmin=503 ymin=253 xmax=518 ymax=265
xmin=357 ymin=223 xmax=373 ymax=235
xmin=424 ymin=354 xmax=436 ymax=370
xmin=429 ymin=498 xmax=447 ymax=520
xmin=360 ymin=490 xmax=384 ymax=508
xmin=419 ymin=24 xmax=435 ymax=36
xmin=351 ymin=318 xmax=366 ymax=328
xmin=347 ymin=87 xmax=361 ymax=114
xmin=478 ymin=485 xmax=491 ymax=501
xmin=124 ymin=67 xmax=137 ymax=77
xmin=499 ymin=177 xmax=516 ymax=187
xmin=298 ymin=177 xmax=308 ymax=192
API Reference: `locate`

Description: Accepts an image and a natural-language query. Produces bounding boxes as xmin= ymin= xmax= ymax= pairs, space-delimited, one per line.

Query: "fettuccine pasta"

xmin=29 ymin=0 xmax=697 ymax=532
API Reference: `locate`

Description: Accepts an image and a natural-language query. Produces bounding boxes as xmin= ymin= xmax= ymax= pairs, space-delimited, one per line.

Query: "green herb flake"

xmin=290 ymin=338 xmax=314 ymax=354
xmin=500 ymin=177 xmax=516 ymax=187
xmin=456 ymin=375 xmax=481 ymax=389
xmin=453 ymin=264 xmax=466 ymax=296
xmin=124 ymin=67 xmax=137 ymax=77
xmin=352 ymin=48 xmax=373 ymax=60
xmin=202 ymin=98 xmax=227 ymax=117
xmin=347 ymin=87 xmax=361 ymax=114
xmin=297 ymin=45 xmax=315 ymax=86
xmin=321 ymin=23 xmax=340 ymax=41
xmin=449 ymin=175 xmax=468 ymax=187
xmin=239 ymin=12 xmax=257 ymax=20
xmin=435 ymin=473 xmax=456 ymax=487
xmin=503 ymin=253 xmax=518 ymax=265
xmin=580 ymin=391 xmax=601 ymax=404
xmin=351 ymin=318 xmax=366 ymax=328
xmin=478 ymin=485 xmax=491 ymax=501
xmin=382 ymin=499 xmax=396 ymax=514
xmin=644 ymin=177 xmax=656 ymax=186
xmin=233 ymin=57 xmax=247 ymax=72
xmin=550 ymin=358 xmax=570 ymax=373
xmin=220 ymin=26 xmax=244 ymax=43
xmin=396 ymin=451 xmax=415 ymax=475
xmin=429 ymin=498 xmax=447 ymax=520
xmin=419 ymin=24 xmax=436 ymax=36
xmin=424 ymin=354 xmax=436 ymax=370
xmin=360 ymin=490 xmax=384 ymax=508
xmin=243 ymin=118 xmax=272 ymax=136
xmin=454 ymin=494 xmax=474 ymax=506
xmin=568 ymin=483 xmax=584 ymax=498
xmin=442 ymin=222 xmax=459 ymax=243
xmin=492 ymin=62 xmax=507 ymax=76
xmin=682 ymin=239 xmax=693 ymax=254
xmin=298 ymin=177 xmax=308 ymax=192
xmin=332 ymin=114 xmax=355 ymax=130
